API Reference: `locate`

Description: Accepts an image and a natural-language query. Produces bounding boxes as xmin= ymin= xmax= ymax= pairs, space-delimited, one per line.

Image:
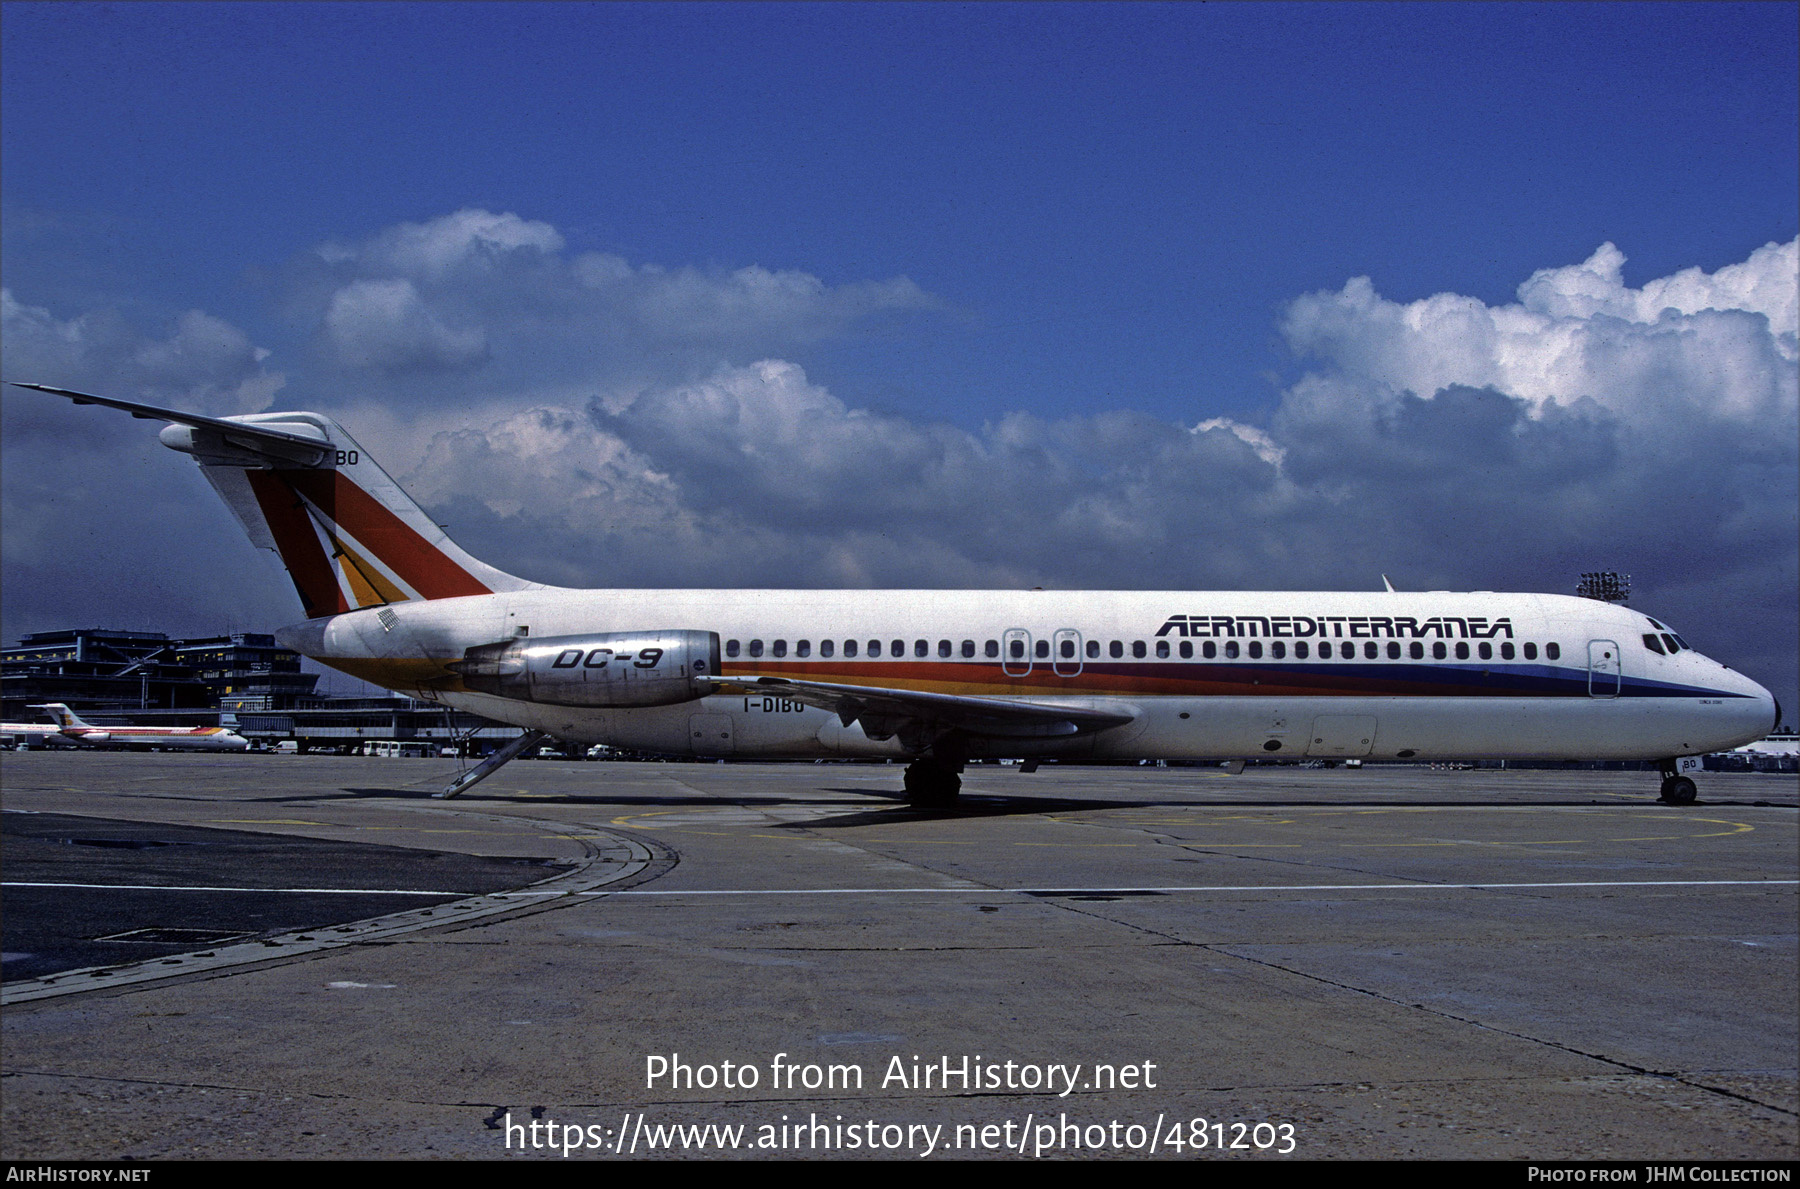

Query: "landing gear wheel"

xmin=904 ymin=758 xmax=962 ymax=807
xmin=1658 ymin=775 xmax=1697 ymax=805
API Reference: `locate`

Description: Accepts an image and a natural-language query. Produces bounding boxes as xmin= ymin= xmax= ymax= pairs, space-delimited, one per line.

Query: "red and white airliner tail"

xmin=16 ymin=383 xmax=1778 ymax=806
xmin=12 ymin=385 xmax=539 ymax=619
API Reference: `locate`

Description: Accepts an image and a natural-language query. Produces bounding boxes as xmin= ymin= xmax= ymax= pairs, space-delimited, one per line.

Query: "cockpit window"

xmin=1643 ymin=633 xmax=1666 ymax=655
xmin=1668 ymin=634 xmax=1688 ymax=651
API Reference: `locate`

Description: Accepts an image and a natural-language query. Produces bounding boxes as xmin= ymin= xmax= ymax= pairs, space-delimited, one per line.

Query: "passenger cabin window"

xmin=1248 ymin=641 xmax=1263 ymax=659
xmin=1061 ymin=639 xmax=1076 ymax=659
xmin=1036 ymin=640 xmax=1050 ymax=659
xmin=1478 ymin=642 xmax=1491 ymax=660
xmin=1010 ymin=639 xmax=1025 ymax=659
xmin=938 ymin=640 xmax=952 ymax=658
xmin=1500 ymin=642 xmax=1514 ymax=660
xmin=1296 ymin=641 xmax=1309 ymax=659
xmin=773 ymin=640 xmax=788 ymax=657
xmin=1225 ymin=641 xmax=1240 ymax=659
xmin=1454 ymin=642 xmax=1469 ymax=660
xmin=986 ymin=640 xmax=999 ymax=658
xmin=1179 ymin=641 xmax=1193 ymax=658
xmin=749 ymin=640 xmax=764 ymax=658
xmin=962 ymin=640 xmax=975 ymax=658
xmin=1387 ymin=642 xmax=1400 ymax=659
xmin=1546 ymin=643 xmax=1561 ymax=660
xmin=1132 ymin=641 xmax=1146 ymax=658
xmin=1364 ymin=642 xmax=1378 ymax=659
xmin=844 ymin=640 xmax=858 ymax=657
xmin=1433 ymin=642 xmax=1447 ymax=660
xmin=915 ymin=640 xmax=928 ymax=658
xmin=1340 ymin=642 xmax=1355 ymax=659
xmin=1204 ymin=641 xmax=1218 ymax=658
xmin=821 ymin=640 xmax=834 ymax=658
xmin=726 ymin=639 xmax=741 ymax=658
xmin=867 ymin=640 xmax=881 ymax=658
xmin=891 ymin=639 xmax=904 ymax=657
xmin=796 ymin=640 xmax=810 ymax=657
xmin=1410 ymin=642 xmax=1424 ymax=660
xmin=1524 ymin=643 xmax=1538 ymax=660
xmin=1110 ymin=641 xmax=1123 ymax=659
xmin=1155 ymin=640 xmax=1169 ymax=658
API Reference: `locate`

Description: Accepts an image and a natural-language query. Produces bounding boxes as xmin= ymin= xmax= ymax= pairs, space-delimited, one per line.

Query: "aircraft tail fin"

xmin=16 ymin=384 xmax=539 ymax=619
xmin=31 ymin=704 xmax=89 ymax=730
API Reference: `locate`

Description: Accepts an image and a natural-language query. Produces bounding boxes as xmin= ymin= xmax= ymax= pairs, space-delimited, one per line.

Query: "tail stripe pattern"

xmin=246 ymin=471 xmax=349 ymax=617
xmin=283 ymin=471 xmax=494 ymax=601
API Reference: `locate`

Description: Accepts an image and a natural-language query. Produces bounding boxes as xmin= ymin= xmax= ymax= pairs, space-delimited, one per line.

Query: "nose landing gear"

xmin=1657 ymin=759 xmax=1698 ymax=805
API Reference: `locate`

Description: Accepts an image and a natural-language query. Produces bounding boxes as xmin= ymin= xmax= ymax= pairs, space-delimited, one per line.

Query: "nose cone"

xmin=1721 ymin=670 xmax=1779 ymax=751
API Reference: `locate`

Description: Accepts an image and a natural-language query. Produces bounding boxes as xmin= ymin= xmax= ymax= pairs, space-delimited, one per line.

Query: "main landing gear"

xmin=1657 ymin=759 xmax=1698 ymax=805
xmin=904 ymin=757 xmax=963 ymax=807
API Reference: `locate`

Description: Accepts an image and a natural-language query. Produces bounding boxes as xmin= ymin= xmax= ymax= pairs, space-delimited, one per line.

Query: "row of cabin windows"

xmin=723 ymin=637 xmax=1564 ymax=663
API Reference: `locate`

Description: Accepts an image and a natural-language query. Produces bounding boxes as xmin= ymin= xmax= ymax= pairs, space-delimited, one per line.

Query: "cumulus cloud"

xmin=0 ymin=290 xmax=296 ymax=639
xmin=321 ymin=278 xmax=488 ymax=373
xmin=1280 ymin=239 xmax=1798 ymax=429
xmin=293 ymin=208 xmax=936 ymax=393
xmin=317 ymin=208 xmax=566 ymax=280
xmin=0 ymin=287 xmax=285 ymax=418
xmin=393 ymin=238 xmax=1794 ymax=707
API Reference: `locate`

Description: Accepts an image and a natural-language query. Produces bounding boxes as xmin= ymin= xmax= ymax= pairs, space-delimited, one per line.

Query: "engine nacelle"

xmin=450 ymin=631 xmax=720 ymax=708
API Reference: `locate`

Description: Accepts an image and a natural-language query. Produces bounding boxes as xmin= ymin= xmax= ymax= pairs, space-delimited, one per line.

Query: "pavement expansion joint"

xmin=1 ymin=826 xmax=656 ymax=1006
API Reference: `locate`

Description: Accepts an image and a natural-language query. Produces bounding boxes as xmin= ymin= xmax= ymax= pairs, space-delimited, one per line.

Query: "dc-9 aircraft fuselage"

xmin=19 ymin=384 xmax=1778 ymax=805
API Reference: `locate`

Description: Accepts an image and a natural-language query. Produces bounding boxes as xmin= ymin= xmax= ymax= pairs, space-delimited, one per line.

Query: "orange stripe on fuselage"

xmin=283 ymin=470 xmax=491 ymax=600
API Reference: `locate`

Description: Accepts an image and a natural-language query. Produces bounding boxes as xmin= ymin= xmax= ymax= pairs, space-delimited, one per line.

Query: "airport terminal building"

xmin=2 ymin=627 xmax=516 ymax=754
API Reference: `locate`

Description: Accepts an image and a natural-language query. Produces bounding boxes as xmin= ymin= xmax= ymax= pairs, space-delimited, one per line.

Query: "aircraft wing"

xmin=707 ymin=673 xmax=1137 ymax=750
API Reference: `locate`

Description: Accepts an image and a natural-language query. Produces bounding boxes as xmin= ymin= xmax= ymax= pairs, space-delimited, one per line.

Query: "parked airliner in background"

xmin=16 ymin=383 xmax=1778 ymax=805
xmin=1 ymin=702 xmax=249 ymax=751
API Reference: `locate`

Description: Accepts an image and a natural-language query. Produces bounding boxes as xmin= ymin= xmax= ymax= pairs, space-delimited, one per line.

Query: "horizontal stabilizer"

xmin=13 ymin=384 xmax=333 ymax=466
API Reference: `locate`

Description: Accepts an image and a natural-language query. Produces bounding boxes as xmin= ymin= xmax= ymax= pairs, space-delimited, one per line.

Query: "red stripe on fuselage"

xmin=246 ymin=471 xmax=348 ymax=616
xmin=282 ymin=470 xmax=491 ymax=600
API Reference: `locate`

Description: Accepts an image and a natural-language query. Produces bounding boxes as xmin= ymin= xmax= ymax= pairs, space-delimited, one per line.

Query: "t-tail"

xmin=32 ymin=703 xmax=91 ymax=730
xmin=13 ymin=384 xmax=539 ymax=618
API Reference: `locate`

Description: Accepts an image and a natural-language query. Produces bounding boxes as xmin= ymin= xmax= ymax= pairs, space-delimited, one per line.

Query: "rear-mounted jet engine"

xmin=451 ymin=631 xmax=720 ymax=708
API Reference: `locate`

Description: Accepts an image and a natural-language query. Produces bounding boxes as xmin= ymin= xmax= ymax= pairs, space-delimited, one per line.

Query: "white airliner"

xmin=16 ymin=383 xmax=1778 ymax=805
xmin=1 ymin=703 xmax=250 ymax=751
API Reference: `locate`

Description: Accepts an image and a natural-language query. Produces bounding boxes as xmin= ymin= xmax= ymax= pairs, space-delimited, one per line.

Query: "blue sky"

xmin=3 ymin=1 xmax=1797 ymax=710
